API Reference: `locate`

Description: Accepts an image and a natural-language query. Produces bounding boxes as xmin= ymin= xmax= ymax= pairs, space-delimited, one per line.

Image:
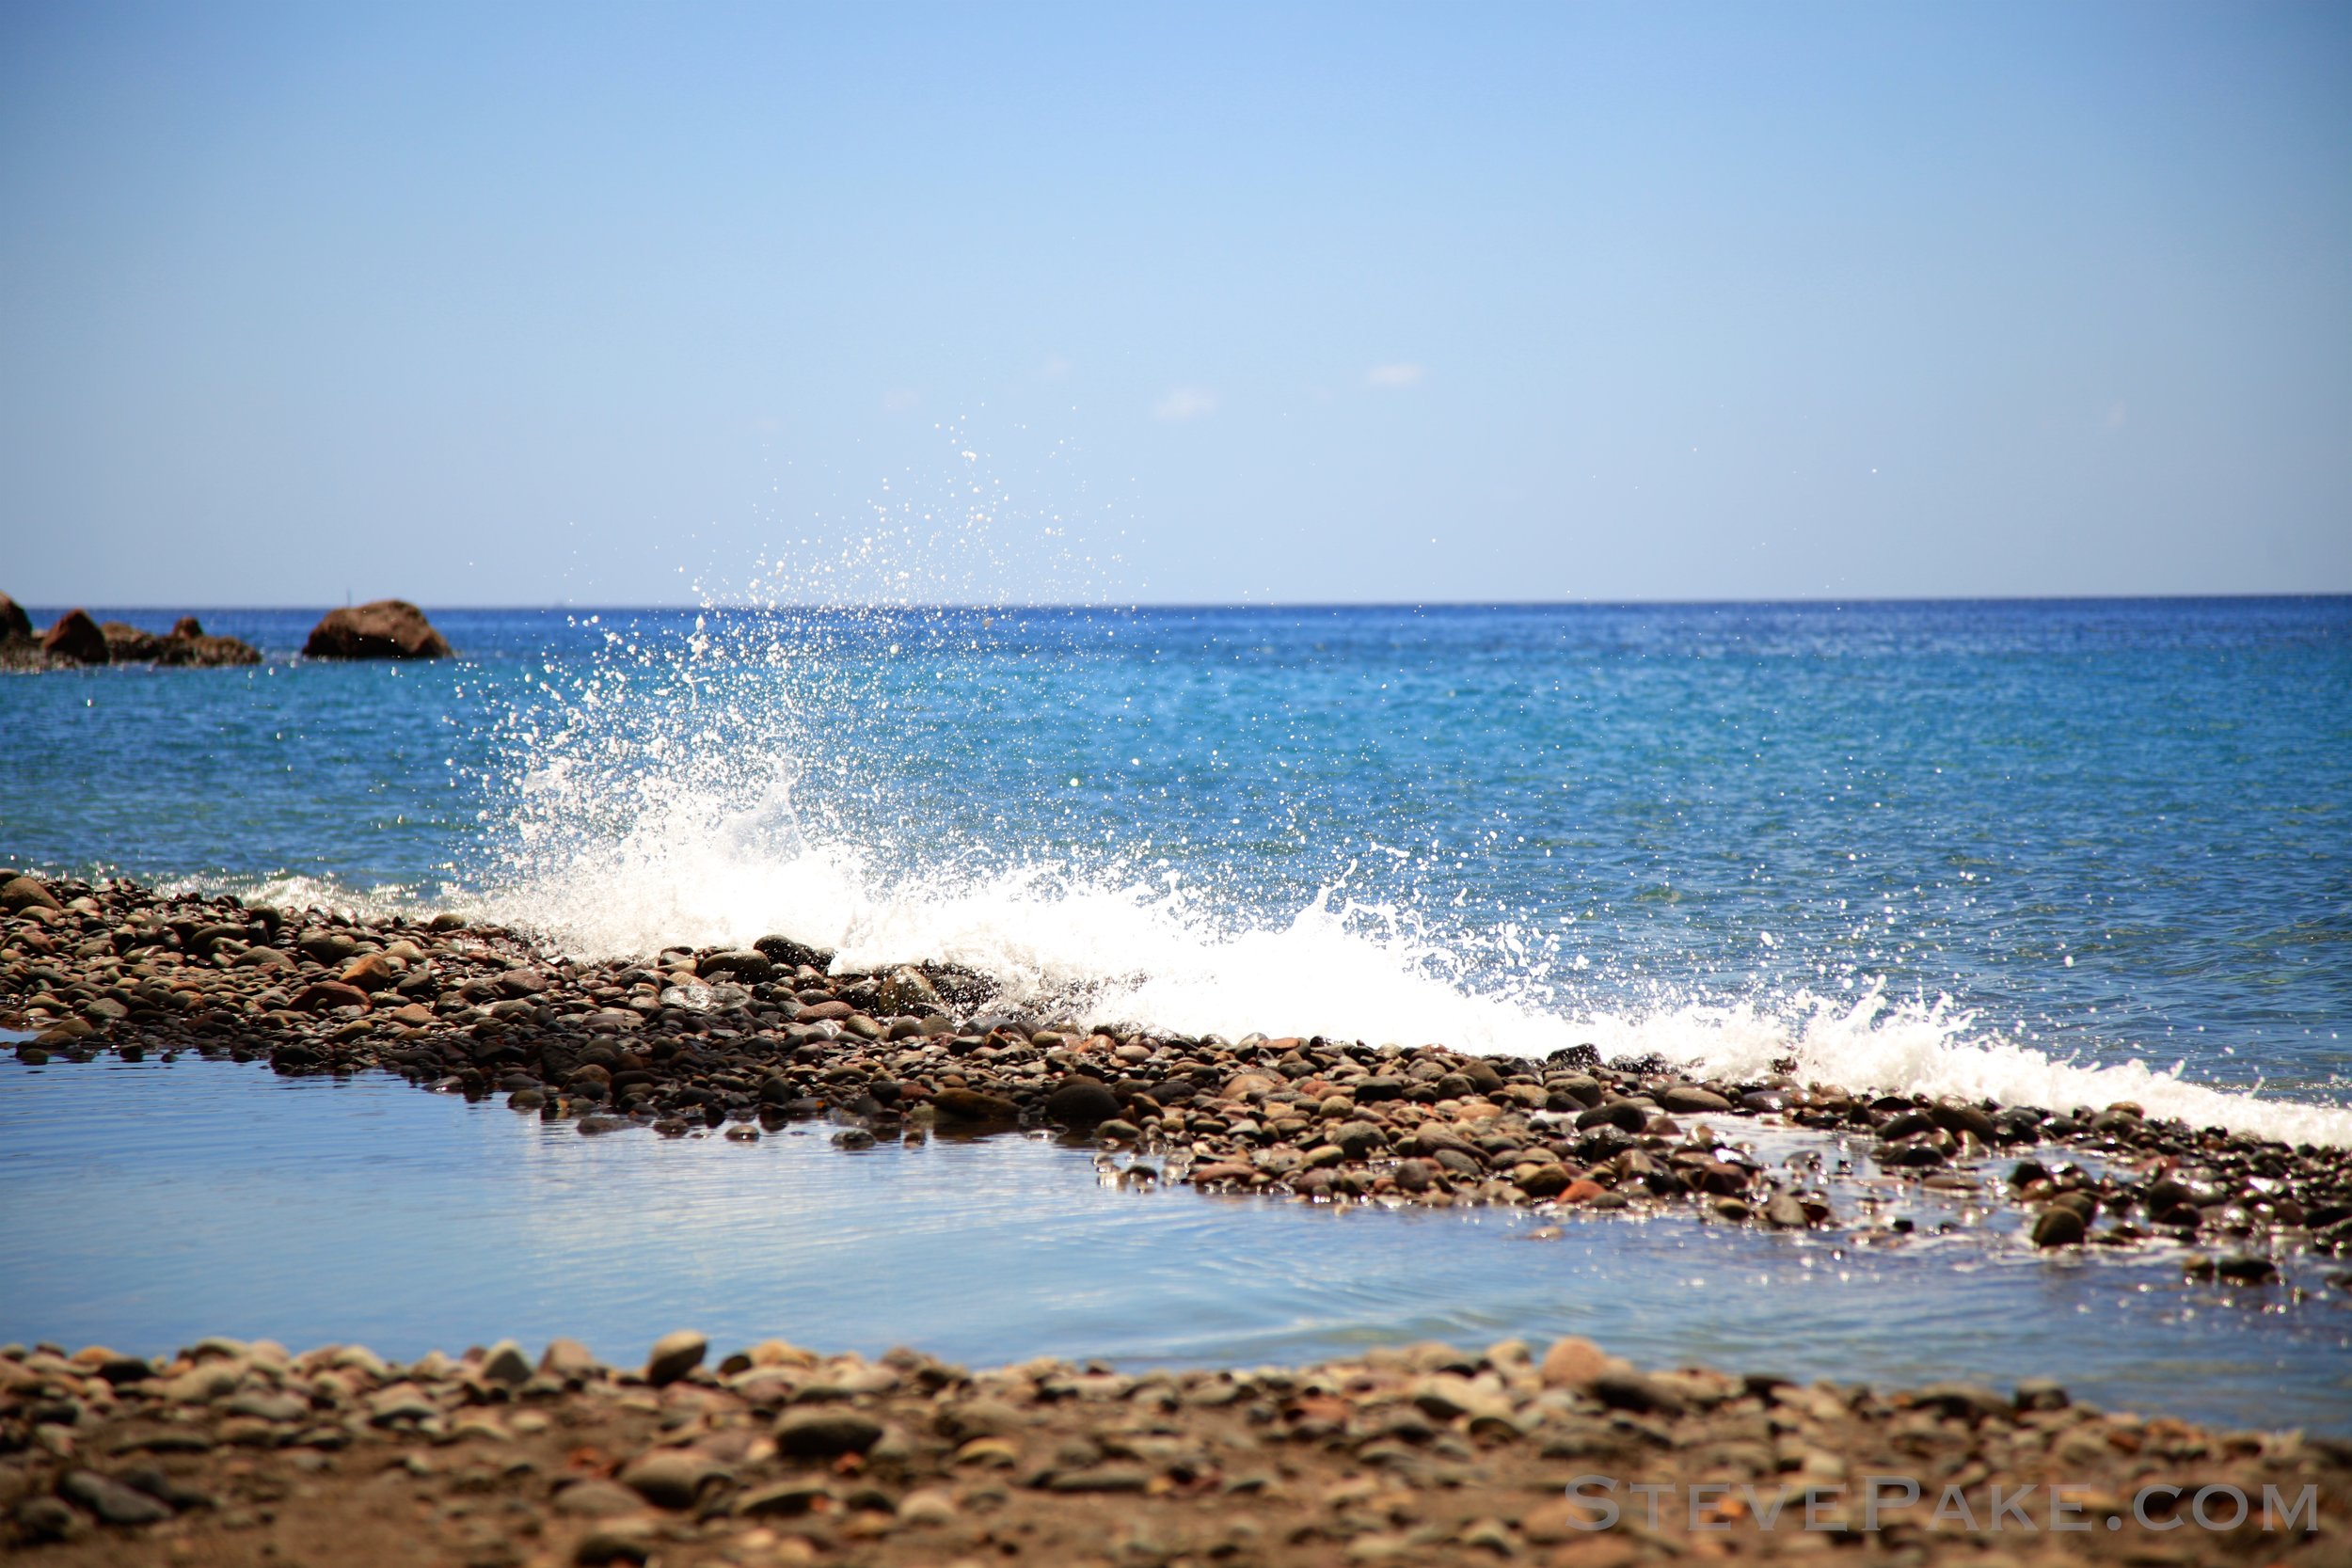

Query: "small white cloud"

xmin=881 ymin=388 xmax=920 ymax=413
xmin=1153 ymin=386 xmax=1218 ymax=421
xmin=1366 ymin=362 xmax=1424 ymax=389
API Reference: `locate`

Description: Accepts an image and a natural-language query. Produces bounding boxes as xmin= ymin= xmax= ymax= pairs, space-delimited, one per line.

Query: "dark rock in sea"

xmin=302 ymin=598 xmax=452 ymax=659
xmin=2030 ymin=1205 xmax=2087 ymax=1247
xmin=269 ymin=1043 xmax=320 ymax=1072
xmin=2187 ymin=1253 xmax=2280 ymax=1285
xmin=152 ymin=617 xmax=261 ymax=667
xmin=0 ymin=592 xmax=32 ymax=641
xmin=40 ymin=609 xmax=107 ymax=665
xmin=1763 ymin=1193 xmax=1811 ymax=1229
xmin=101 ymin=621 xmax=167 ymax=662
xmin=1043 ymin=1077 xmax=1122 ymax=1128
xmin=1659 ymin=1084 xmax=1733 ymax=1115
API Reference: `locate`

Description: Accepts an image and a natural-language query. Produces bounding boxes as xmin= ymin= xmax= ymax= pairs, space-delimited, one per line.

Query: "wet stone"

xmin=2031 ymin=1206 xmax=2088 ymax=1247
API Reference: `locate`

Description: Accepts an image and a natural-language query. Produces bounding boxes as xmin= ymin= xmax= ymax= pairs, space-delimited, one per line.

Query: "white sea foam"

xmin=443 ymin=472 xmax=2352 ymax=1151
xmin=477 ymin=796 xmax=2352 ymax=1148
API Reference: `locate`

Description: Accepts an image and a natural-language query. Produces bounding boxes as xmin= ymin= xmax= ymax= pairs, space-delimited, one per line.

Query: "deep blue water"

xmin=3 ymin=598 xmax=2348 ymax=1124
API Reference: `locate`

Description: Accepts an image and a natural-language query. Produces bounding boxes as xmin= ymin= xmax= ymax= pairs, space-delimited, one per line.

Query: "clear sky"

xmin=3 ymin=1 xmax=2347 ymax=608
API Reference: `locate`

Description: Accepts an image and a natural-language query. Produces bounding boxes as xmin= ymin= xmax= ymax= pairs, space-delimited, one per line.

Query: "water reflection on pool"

xmin=2 ymin=1058 xmax=2345 ymax=1433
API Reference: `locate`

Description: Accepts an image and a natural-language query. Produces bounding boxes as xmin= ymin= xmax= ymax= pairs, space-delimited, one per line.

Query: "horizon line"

xmin=18 ymin=590 xmax=2352 ymax=615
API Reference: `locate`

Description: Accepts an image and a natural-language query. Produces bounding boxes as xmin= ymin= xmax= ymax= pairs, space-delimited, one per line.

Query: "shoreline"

xmin=6 ymin=872 xmax=2347 ymax=1266
xmin=6 ymin=870 xmax=2352 ymax=1560
xmin=5 ymin=1326 xmax=2346 ymax=1564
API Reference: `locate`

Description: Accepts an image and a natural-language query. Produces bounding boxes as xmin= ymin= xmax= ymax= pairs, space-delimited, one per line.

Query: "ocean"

xmin=6 ymin=597 xmax=2345 ymax=1138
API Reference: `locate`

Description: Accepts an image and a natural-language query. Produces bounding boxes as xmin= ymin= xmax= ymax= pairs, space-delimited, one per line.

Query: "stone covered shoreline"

xmin=4 ymin=1325 xmax=2346 ymax=1565
xmin=6 ymin=871 xmax=2352 ymax=1562
xmin=5 ymin=872 xmax=2349 ymax=1275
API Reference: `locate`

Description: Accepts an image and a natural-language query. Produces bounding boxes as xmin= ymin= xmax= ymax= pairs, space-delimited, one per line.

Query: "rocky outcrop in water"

xmin=99 ymin=622 xmax=167 ymax=662
xmin=302 ymin=599 xmax=451 ymax=659
xmin=0 ymin=599 xmax=260 ymax=671
xmin=149 ymin=616 xmax=262 ymax=668
xmin=39 ymin=609 xmax=106 ymax=665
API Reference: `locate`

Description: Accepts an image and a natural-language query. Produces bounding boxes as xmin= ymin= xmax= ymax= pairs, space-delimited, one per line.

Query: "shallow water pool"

xmin=2 ymin=1058 xmax=2345 ymax=1433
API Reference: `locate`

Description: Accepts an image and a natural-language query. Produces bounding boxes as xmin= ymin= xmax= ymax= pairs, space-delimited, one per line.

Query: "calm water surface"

xmin=2 ymin=1058 xmax=2345 ymax=1435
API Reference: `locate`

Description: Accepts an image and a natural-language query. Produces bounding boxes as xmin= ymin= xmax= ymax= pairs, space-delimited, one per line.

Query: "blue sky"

xmin=3 ymin=1 xmax=2346 ymax=607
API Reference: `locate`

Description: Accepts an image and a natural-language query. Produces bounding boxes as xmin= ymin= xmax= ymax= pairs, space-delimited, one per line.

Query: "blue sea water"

xmin=5 ymin=597 xmax=2352 ymax=1418
xmin=3 ymin=598 xmax=2349 ymax=1135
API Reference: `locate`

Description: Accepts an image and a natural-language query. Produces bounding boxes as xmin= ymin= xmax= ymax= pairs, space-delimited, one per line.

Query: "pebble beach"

xmin=5 ymin=869 xmax=2350 ymax=1562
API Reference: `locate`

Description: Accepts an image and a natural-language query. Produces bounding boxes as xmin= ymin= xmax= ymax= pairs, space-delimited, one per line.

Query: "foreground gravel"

xmin=5 ymin=1326 xmax=2347 ymax=1565
xmin=7 ymin=873 xmax=2352 ymax=1562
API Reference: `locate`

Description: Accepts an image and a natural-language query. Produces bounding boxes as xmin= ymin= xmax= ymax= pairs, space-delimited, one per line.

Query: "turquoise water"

xmin=4 ymin=599 xmax=2347 ymax=1132
xmin=3 ymin=1057 xmax=2346 ymax=1435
